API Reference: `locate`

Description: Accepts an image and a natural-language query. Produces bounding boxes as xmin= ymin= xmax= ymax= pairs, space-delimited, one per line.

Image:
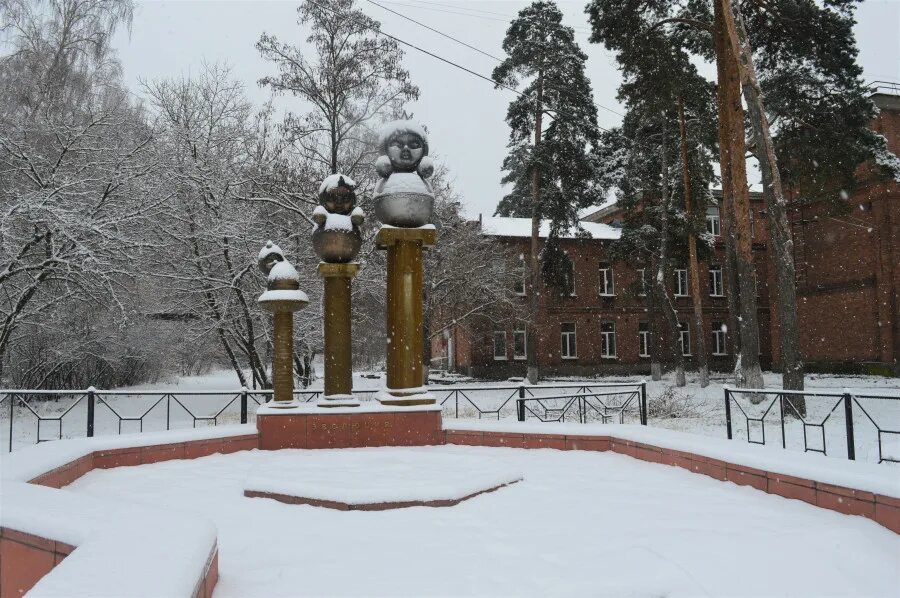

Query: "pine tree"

xmin=590 ymin=9 xmax=718 ymax=386
xmin=586 ymin=0 xmax=900 ymax=391
xmin=493 ymin=0 xmax=600 ymax=384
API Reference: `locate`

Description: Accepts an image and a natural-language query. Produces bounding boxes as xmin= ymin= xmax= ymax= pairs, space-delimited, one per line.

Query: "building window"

xmin=513 ymin=328 xmax=527 ymax=360
xmin=638 ymin=322 xmax=650 ymax=357
xmin=679 ymin=322 xmax=691 ymax=356
xmin=601 ymin=322 xmax=617 ymax=358
xmin=561 ymin=256 xmax=576 ymax=297
xmin=637 ymin=268 xmax=647 ymax=296
xmin=675 ymin=269 xmax=688 ymax=297
xmin=599 ymin=263 xmax=615 ymax=296
xmin=706 ymin=206 xmax=721 ymax=237
xmin=712 ymin=321 xmax=727 ymax=356
xmin=514 ymin=257 xmax=526 ymax=296
xmin=561 ymin=322 xmax=577 ymax=359
xmin=493 ymin=331 xmax=507 ymax=360
xmin=709 ymin=266 xmax=724 ymax=297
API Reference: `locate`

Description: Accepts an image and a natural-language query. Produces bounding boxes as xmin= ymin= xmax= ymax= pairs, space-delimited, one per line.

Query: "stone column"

xmin=272 ymin=311 xmax=295 ymax=404
xmin=319 ymin=262 xmax=360 ymax=407
xmin=377 ymin=226 xmax=436 ymax=405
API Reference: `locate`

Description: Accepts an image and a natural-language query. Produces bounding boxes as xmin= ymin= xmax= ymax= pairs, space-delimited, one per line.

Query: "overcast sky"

xmin=112 ymin=0 xmax=900 ymax=218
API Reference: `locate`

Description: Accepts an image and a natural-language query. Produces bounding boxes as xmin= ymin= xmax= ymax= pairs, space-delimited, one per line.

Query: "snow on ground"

xmin=67 ymin=445 xmax=900 ymax=597
xmin=2 ymin=369 xmax=897 ymax=464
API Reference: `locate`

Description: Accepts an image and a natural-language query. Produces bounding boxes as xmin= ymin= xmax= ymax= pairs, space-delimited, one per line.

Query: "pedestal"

xmin=272 ymin=311 xmax=296 ymax=407
xmin=376 ymin=226 xmax=437 ymax=405
xmin=256 ymin=402 xmax=443 ymax=450
xmin=318 ymin=262 xmax=360 ymax=408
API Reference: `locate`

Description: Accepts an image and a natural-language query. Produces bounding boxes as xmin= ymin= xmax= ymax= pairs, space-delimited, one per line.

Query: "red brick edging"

xmin=244 ymin=478 xmax=520 ymax=511
xmin=6 ymin=424 xmax=898 ymax=597
xmin=444 ymin=429 xmax=900 ymax=534
xmin=1 ymin=434 xmax=256 ymax=598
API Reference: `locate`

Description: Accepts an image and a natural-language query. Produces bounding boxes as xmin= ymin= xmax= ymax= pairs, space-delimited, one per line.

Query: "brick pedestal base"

xmin=256 ymin=403 xmax=442 ymax=450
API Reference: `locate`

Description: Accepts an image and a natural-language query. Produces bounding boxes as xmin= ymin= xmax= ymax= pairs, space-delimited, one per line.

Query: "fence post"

xmin=9 ymin=394 xmax=15 ymax=452
xmin=843 ymin=392 xmax=856 ymax=461
xmin=517 ymin=398 xmax=525 ymax=422
xmin=779 ymin=395 xmax=786 ymax=449
xmin=240 ymin=387 xmax=248 ymax=425
xmin=640 ymin=382 xmax=648 ymax=426
xmin=724 ymin=387 xmax=733 ymax=440
xmin=86 ymin=387 xmax=95 ymax=438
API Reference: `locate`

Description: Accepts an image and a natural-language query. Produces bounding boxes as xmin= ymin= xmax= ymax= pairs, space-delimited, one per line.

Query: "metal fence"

xmin=0 ymin=382 xmax=646 ymax=452
xmin=516 ymin=382 xmax=648 ymax=425
xmin=724 ymin=387 xmax=900 ymax=463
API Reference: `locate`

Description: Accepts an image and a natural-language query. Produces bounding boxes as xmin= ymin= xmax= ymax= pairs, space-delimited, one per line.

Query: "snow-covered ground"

xmin=2 ymin=369 xmax=898 ymax=464
xmin=67 ymin=445 xmax=900 ymax=597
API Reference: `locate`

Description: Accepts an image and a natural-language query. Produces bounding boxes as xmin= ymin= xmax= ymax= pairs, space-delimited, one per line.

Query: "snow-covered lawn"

xmin=3 ymin=369 xmax=898 ymax=464
xmin=67 ymin=445 xmax=899 ymax=597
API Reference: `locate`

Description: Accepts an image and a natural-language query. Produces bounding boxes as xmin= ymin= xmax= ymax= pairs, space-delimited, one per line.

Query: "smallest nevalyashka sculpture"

xmin=257 ymin=241 xmax=308 ymax=313
xmin=312 ymin=174 xmax=364 ymax=263
xmin=374 ymin=120 xmax=434 ymax=228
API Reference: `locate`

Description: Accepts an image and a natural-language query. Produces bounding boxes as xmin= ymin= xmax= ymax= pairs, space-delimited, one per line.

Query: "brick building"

xmin=432 ymin=89 xmax=899 ymax=379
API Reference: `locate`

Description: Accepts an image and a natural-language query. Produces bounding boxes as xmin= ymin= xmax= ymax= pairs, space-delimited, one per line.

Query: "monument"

xmin=373 ymin=120 xmax=437 ymax=406
xmin=312 ymin=174 xmax=364 ymax=408
xmin=257 ymin=242 xmax=308 ymax=407
xmin=255 ymin=119 xmax=442 ymax=450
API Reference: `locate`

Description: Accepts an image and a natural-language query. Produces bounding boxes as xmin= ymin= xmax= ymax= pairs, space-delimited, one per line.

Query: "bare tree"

xmin=256 ymin=0 xmax=418 ymax=207
xmin=144 ymin=64 xmax=281 ymax=389
xmin=0 ymin=0 xmax=160 ymax=383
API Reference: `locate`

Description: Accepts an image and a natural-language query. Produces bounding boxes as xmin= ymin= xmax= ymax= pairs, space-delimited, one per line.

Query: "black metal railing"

xmin=516 ymin=382 xmax=648 ymax=425
xmin=1 ymin=382 xmax=647 ymax=451
xmin=724 ymin=386 xmax=900 ymax=464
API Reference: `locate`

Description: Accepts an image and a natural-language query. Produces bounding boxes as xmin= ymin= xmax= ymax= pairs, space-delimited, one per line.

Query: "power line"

xmin=362 ymin=0 xmax=624 ymax=118
xmin=378 ymin=0 xmax=513 ymax=24
xmin=362 ymin=0 xmax=504 ymax=62
xmin=304 ymin=0 xmax=614 ymax=143
xmin=383 ymin=0 xmax=594 ymax=35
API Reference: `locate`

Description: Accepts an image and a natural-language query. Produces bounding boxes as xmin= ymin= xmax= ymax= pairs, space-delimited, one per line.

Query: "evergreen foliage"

xmin=493 ymin=0 xmax=600 ymax=289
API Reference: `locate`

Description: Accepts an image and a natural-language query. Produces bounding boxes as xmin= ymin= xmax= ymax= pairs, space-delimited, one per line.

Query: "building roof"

xmin=480 ymin=216 xmax=621 ymax=240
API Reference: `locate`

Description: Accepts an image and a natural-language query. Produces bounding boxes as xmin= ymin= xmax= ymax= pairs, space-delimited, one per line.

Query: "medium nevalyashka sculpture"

xmin=311 ymin=174 xmax=364 ymax=263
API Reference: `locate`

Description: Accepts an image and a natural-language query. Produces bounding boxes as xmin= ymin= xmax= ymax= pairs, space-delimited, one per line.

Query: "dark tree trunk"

xmin=725 ymin=0 xmax=805 ymax=394
xmin=714 ymin=0 xmax=765 ymax=392
xmin=526 ymin=68 xmax=544 ymax=385
xmin=657 ymin=116 xmax=686 ymax=386
xmin=678 ymin=98 xmax=710 ymax=387
xmin=647 ymin=268 xmax=663 ymax=381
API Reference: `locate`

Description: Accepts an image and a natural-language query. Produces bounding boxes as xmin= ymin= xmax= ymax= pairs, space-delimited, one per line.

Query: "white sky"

xmin=112 ymin=0 xmax=900 ymax=218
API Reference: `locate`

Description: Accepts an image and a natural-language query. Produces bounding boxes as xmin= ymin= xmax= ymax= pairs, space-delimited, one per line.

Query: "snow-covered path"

xmin=68 ymin=446 xmax=899 ymax=597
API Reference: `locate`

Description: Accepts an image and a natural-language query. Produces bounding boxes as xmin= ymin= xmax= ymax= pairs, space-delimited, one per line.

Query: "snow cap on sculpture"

xmin=257 ymin=240 xmax=285 ymax=275
xmin=257 ymin=242 xmax=308 ymax=312
xmin=373 ymin=119 xmax=434 ymax=227
xmin=312 ymin=173 xmax=364 ymax=263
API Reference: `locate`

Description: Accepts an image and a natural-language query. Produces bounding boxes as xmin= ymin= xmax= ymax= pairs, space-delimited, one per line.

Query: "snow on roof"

xmin=480 ymin=217 xmax=621 ymax=240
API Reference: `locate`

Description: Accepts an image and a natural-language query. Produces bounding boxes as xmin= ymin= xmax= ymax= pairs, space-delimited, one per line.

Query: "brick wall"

xmin=441 ymin=95 xmax=899 ymax=378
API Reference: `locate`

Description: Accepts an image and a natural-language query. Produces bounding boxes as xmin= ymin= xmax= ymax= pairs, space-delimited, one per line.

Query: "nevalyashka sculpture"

xmin=373 ymin=120 xmax=434 ymax=228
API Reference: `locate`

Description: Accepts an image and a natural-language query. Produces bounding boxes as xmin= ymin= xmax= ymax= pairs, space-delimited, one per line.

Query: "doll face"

xmin=386 ymin=132 xmax=425 ymax=172
xmin=259 ymin=252 xmax=283 ymax=275
xmin=321 ymin=186 xmax=355 ymax=215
